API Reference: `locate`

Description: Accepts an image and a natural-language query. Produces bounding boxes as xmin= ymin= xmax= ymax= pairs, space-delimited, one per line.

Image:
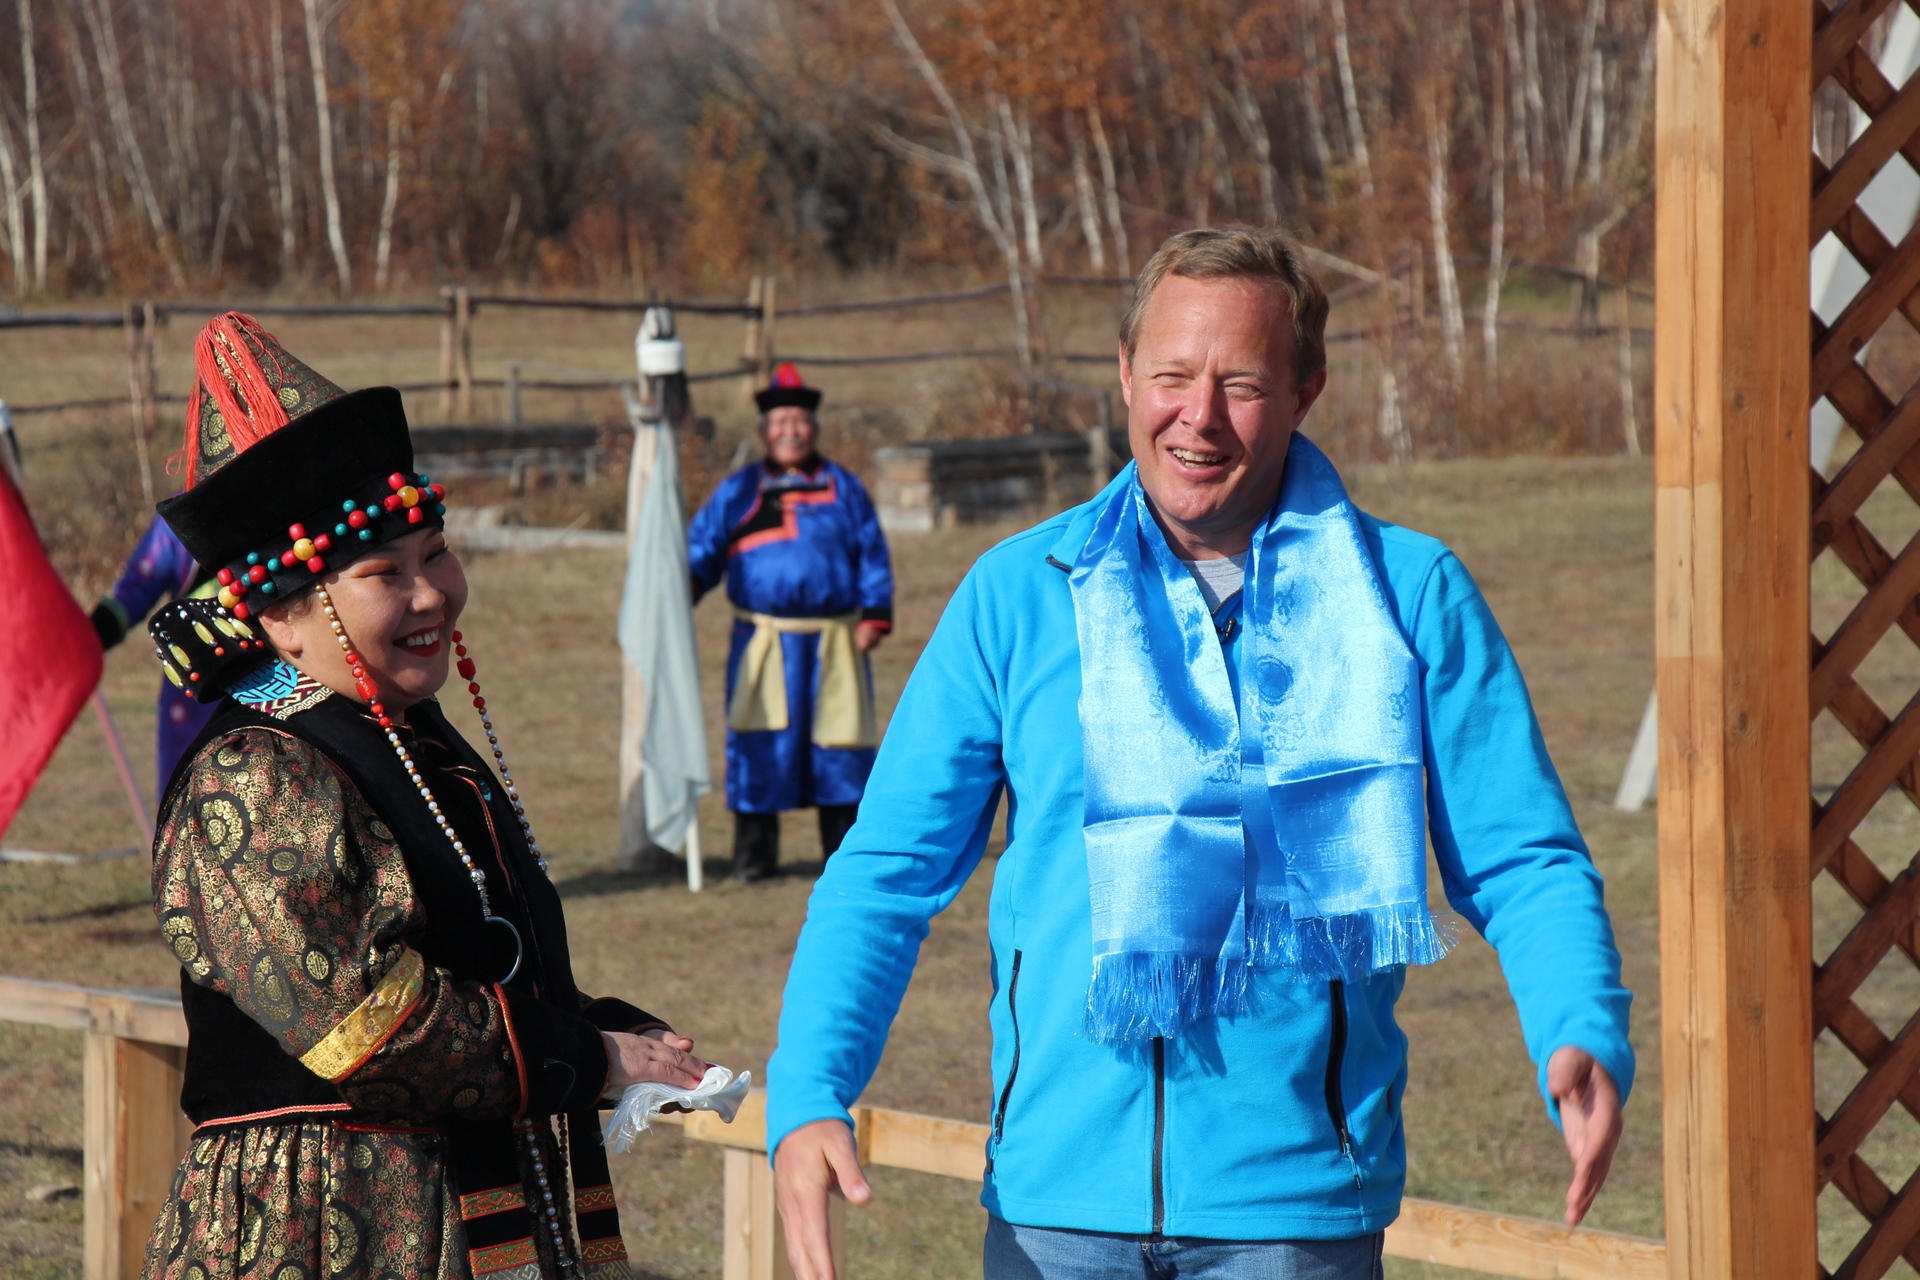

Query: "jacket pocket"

xmin=988 ymin=950 xmax=1025 ymax=1162
xmin=1324 ymin=979 xmax=1363 ymax=1190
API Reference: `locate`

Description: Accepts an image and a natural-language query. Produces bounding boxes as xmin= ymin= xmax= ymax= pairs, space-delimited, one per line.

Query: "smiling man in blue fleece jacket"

xmin=765 ymin=227 xmax=1634 ymax=1280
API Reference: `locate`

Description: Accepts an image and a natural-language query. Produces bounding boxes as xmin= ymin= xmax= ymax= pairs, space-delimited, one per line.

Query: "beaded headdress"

xmin=753 ymin=361 xmax=822 ymax=412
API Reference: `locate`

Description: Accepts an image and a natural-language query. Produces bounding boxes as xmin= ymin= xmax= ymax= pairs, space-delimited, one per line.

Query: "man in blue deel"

xmin=766 ymin=228 xmax=1632 ymax=1280
xmin=688 ymin=363 xmax=893 ymax=883
xmin=90 ymin=514 xmax=218 ymax=800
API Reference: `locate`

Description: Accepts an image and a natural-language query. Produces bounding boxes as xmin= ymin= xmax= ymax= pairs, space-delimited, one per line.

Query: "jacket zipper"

xmin=988 ymin=951 xmax=1024 ymax=1166
xmin=1325 ymin=980 xmax=1363 ymax=1190
xmin=1152 ymin=1036 xmax=1167 ymax=1234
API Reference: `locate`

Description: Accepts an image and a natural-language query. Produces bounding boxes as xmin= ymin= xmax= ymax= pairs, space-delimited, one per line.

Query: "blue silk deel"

xmin=1068 ymin=435 xmax=1447 ymax=1044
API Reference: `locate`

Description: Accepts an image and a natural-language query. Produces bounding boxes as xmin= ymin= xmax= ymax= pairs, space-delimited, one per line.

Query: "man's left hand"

xmin=854 ymin=622 xmax=886 ymax=653
xmin=1548 ymin=1046 xmax=1622 ymax=1227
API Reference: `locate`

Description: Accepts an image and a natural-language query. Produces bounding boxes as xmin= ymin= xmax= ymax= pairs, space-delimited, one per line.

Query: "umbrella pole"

xmin=92 ymin=688 xmax=154 ymax=846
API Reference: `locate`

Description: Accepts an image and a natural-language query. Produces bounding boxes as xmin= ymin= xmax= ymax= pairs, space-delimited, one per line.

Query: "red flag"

xmin=0 ymin=468 xmax=103 ymax=839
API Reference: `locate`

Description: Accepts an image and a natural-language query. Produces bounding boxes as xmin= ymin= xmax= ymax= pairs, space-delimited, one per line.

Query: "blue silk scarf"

xmin=1070 ymin=434 xmax=1448 ymax=1044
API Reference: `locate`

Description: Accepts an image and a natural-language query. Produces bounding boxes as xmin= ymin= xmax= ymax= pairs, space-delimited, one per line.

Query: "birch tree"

xmin=301 ymin=0 xmax=351 ymax=291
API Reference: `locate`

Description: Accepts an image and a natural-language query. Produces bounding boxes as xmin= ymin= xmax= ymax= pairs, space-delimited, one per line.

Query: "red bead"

xmin=407 ymin=507 xmax=424 ymax=525
xmin=344 ymin=650 xmax=360 ymax=665
xmin=213 ymin=646 xmax=225 ymax=657
xmin=189 ymin=671 xmax=200 ymax=681
xmin=429 ymin=484 xmax=444 ymax=500
xmin=231 ymin=581 xmax=248 ymax=597
xmin=217 ymin=568 xmax=234 ymax=585
xmin=383 ymin=495 xmax=402 ymax=512
xmin=369 ymin=701 xmax=386 ymax=715
xmin=347 ymin=510 xmax=368 ymax=530
xmin=289 ymin=523 xmax=307 ymax=539
xmin=232 ymin=603 xmax=250 ymax=620
xmin=472 ymin=696 xmax=485 ymax=709
xmin=456 ymin=658 xmax=476 ymax=679
xmin=468 ymin=681 xmax=480 ymax=695
xmin=388 ymin=472 xmax=406 ymax=491
xmin=248 ymin=565 xmax=268 ymax=584
xmin=314 ymin=534 xmax=332 ymax=552
xmin=377 ymin=716 xmax=392 ymax=728
xmin=451 ymin=630 xmax=463 ymax=643
xmin=279 ymin=552 xmax=296 ymax=568
xmin=306 ymin=556 xmax=325 ymax=572
xmin=355 ymin=676 xmax=380 ymax=701
xmin=350 ymin=666 xmax=365 ymax=678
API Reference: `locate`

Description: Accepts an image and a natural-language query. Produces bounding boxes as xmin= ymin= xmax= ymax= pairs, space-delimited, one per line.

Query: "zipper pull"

xmin=1340 ymin=1136 xmax=1364 ymax=1190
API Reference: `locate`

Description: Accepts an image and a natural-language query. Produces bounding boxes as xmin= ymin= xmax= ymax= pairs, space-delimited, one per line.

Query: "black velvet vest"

xmin=162 ymin=690 xmax=585 ymax=1128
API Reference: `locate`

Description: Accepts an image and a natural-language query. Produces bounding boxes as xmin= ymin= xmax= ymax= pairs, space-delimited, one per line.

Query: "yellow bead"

xmin=398 ymin=486 xmax=420 ymax=508
xmin=169 ymin=644 xmax=192 ymax=668
xmin=292 ymin=538 xmax=316 ymax=560
xmin=162 ymin=662 xmax=183 ymax=688
xmin=193 ymin=620 xmax=217 ymax=644
xmin=212 ymin=616 xmax=238 ymax=637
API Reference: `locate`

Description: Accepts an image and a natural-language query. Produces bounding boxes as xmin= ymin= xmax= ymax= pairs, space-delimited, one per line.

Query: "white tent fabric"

xmin=617 ymin=420 xmax=712 ymax=852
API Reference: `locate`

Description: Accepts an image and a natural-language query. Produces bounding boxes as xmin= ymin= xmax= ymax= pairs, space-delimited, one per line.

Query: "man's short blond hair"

xmin=1120 ymin=226 xmax=1330 ymax=389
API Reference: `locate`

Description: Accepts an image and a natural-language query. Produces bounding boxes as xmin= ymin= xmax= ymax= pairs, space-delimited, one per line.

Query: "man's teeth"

xmin=400 ymin=629 xmax=439 ymax=649
xmin=1171 ymin=448 xmax=1227 ymax=465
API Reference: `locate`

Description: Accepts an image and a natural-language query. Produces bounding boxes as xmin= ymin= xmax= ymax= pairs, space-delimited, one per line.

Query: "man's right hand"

xmin=774 ymin=1118 xmax=872 ymax=1280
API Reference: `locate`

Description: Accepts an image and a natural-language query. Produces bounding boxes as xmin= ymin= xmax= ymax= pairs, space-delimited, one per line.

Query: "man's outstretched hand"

xmin=1548 ymin=1045 xmax=1622 ymax=1227
xmin=774 ymin=1118 xmax=873 ymax=1280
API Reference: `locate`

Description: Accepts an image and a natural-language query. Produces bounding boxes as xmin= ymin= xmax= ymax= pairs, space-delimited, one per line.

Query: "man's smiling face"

xmin=1120 ymin=273 xmax=1326 ymax=558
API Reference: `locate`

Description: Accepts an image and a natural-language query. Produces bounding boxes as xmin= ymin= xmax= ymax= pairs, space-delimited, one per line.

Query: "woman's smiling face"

xmin=258 ymin=527 xmax=469 ymax=715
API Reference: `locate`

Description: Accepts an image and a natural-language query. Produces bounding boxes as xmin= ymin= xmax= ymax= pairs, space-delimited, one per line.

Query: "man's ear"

xmin=1118 ymin=341 xmax=1133 ymax=409
xmin=1292 ymin=368 xmax=1329 ymax=427
xmin=255 ymin=602 xmax=303 ymax=658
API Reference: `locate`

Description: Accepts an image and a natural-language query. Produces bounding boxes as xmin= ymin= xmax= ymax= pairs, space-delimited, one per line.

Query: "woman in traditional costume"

xmin=140 ymin=313 xmax=702 ymax=1280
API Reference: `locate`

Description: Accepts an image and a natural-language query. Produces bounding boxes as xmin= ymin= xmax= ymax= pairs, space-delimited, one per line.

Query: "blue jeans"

xmin=983 ymin=1217 xmax=1385 ymax=1280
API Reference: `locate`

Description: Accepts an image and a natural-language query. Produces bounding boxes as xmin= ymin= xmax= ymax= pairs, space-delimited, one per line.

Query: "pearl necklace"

xmin=315 ymin=585 xmax=546 ymax=976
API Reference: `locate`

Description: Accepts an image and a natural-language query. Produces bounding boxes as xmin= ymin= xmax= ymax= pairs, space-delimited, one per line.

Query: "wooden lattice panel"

xmin=1811 ymin=3 xmax=1920 ymax=1277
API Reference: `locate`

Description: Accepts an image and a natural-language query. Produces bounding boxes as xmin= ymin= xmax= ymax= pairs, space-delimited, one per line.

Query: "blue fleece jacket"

xmin=765 ymin=474 xmax=1633 ymax=1240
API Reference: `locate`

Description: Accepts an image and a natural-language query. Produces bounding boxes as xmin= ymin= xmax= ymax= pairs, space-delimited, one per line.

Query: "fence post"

xmin=760 ymin=277 xmax=779 ymax=385
xmin=84 ymin=1031 xmax=190 ymax=1280
xmin=506 ymin=362 xmax=522 ymax=426
xmin=440 ymin=288 xmax=455 ymax=417
xmin=123 ymin=304 xmax=154 ymax=510
xmin=741 ymin=276 xmax=763 ymax=403
xmin=722 ymin=1146 xmax=839 ymax=1280
xmin=455 ymin=287 xmax=474 ymax=423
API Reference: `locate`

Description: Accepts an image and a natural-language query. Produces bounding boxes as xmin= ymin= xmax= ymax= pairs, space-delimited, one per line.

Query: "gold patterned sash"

xmin=727 ymin=610 xmax=877 ymax=748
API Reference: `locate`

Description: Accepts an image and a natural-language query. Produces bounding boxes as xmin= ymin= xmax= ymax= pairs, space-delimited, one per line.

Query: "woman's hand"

xmin=603 ymin=1028 xmax=708 ymax=1091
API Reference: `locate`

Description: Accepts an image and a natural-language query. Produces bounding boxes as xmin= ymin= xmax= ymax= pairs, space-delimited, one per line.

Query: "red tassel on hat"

xmin=176 ymin=314 xmax=297 ymax=487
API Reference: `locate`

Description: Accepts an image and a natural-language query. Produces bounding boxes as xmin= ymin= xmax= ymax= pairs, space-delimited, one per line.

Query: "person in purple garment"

xmin=687 ymin=364 xmax=894 ymax=882
xmin=90 ymin=514 xmax=218 ymax=799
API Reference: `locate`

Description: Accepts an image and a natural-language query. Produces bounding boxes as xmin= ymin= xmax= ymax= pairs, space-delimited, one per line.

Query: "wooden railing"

xmin=0 ymin=976 xmax=1665 ymax=1280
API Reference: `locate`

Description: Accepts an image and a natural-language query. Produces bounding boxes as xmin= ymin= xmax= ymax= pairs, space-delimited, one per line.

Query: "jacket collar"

xmin=1048 ymin=463 xmax=1136 ymax=570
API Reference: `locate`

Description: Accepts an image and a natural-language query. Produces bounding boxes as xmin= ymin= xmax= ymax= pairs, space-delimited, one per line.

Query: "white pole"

xmin=685 ymin=809 xmax=704 ymax=892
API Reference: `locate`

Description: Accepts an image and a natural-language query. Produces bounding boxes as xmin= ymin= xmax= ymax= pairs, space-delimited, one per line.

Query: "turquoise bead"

xmin=418 ymin=473 xmax=431 ymax=485
xmin=358 ymin=529 xmax=374 ymax=541
xmin=246 ymin=552 xmax=259 ymax=565
xmin=433 ymin=503 xmax=446 ymax=516
xmin=259 ymin=580 xmax=276 ymax=595
xmin=341 ymin=498 xmax=356 ymax=512
xmin=334 ymin=523 xmax=349 ymax=536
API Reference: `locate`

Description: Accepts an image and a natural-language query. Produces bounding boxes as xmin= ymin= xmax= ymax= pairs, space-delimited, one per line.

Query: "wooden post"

xmin=506 ymin=362 xmax=522 ymax=426
xmin=1653 ymin=2 xmax=1814 ymax=1278
xmin=1616 ymin=287 xmax=1640 ymax=458
xmin=722 ymin=1146 xmax=841 ymax=1280
xmin=440 ymin=289 xmax=455 ymax=417
xmin=742 ymin=276 xmax=764 ymax=403
xmin=84 ymin=1032 xmax=190 ymax=1280
xmin=123 ymin=304 xmax=154 ymax=511
xmin=760 ymin=277 xmax=779 ymax=385
xmin=455 ymin=287 xmax=474 ymax=423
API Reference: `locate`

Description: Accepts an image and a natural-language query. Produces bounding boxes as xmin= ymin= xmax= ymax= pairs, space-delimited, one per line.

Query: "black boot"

xmin=817 ymin=803 xmax=859 ymax=861
xmin=732 ymin=811 xmax=780 ymax=882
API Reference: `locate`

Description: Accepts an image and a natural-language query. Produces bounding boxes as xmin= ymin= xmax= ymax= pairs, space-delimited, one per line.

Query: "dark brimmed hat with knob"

xmin=754 ymin=362 xmax=822 ymax=413
xmin=148 ymin=313 xmax=447 ymax=701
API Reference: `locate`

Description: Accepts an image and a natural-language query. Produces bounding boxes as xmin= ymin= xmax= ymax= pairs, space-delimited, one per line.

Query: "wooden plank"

xmin=1812 ymin=686 xmax=1920 ymax=873
xmin=1812 ymin=72 xmax=1920 ymax=243
xmin=114 ymin=1039 xmax=189 ymax=1277
xmin=1654 ymin=5 xmax=1818 ymax=1280
xmin=1381 ymin=1197 xmax=1665 ymax=1280
xmin=1810 ymin=531 xmax=1920 ymax=712
xmin=1812 ymin=862 xmax=1920 ymax=1032
xmin=862 ymin=1109 xmax=989 ymax=1181
xmin=1814 ymin=0 xmax=1902 ymax=87
xmin=1819 ymin=1002 xmax=1920 ymax=1189
xmin=1813 ymin=222 xmax=1920 ymax=401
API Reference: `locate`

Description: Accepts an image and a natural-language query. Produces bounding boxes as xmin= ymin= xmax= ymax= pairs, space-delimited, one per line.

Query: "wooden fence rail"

xmin=0 ymin=975 xmax=1664 ymax=1280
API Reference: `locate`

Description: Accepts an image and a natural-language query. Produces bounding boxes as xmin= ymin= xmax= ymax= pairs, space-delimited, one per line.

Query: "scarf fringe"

xmin=1085 ymin=902 xmax=1454 ymax=1044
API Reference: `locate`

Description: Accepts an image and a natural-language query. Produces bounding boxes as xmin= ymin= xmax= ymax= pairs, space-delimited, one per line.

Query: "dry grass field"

xmin=1 ymin=294 xmax=1837 ymax=1280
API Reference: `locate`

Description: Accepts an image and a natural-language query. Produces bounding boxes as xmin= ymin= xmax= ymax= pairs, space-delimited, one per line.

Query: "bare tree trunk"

xmin=20 ymin=0 xmax=47 ymax=293
xmin=1086 ymin=106 xmax=1129 ymax=274
xmin=1615 ymin=286 xmax=1639 ymax=456
xmin=301 ymin=0 xmax=351 ymax=292
xmin=1328 ymin=0 xmax=1373 ymax=196
xmin=1584 ymin=44 xmax=1606 ymax=189
xmin=1483 ymin=19 xmax=1509 ymax=381
xmin=60 ymin=6 xmax=117 ymax=241
xmin=1423 ymin=90 xmax=1465 ymax=388
xmin=1563 ymin=0 xmax=1603 ymax=189
xmin=0 ymin=124 xmax=26 ymax=296
xmin=80 ymin=0 xmax=182 ymax=282
xmin=1519 ymin=0 xmax=1546 ymax=204
xmin=1499 ymin=0 xmax=1532 ymax=201
xmin=1224 ymin=33 xmax=1279 ymax=224
xmin=210 ymin=92 xmax=243 ymax=276
xmin=1299 ymin=10 xmax=1335 ymax=183
xmin=997 ymin=95 xmax=1042 ymax=271
xmin=375 ymin=100 xmax=403 ymax=289
xmin=1069 ymin=122 xmax=1105 ymax=273
xmin=1378 ymin=361 xmax=1409 ymax=461
xmin=270 ymin=0 xmax=296 ymax=272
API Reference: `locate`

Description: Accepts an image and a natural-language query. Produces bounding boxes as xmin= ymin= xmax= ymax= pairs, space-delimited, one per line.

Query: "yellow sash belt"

xmin=728 ymin=610 xmax=878 ymax=748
